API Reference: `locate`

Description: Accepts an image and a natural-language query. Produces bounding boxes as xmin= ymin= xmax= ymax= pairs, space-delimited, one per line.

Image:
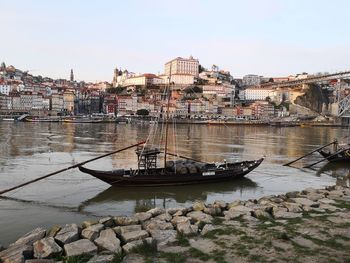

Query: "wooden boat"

xmin=78 ymin=158 xmax=263 ymax=186
xmin=78 ymin=82 xmax=264 ymax=186
xmin=318 ymin=149 xmax=350 ymax=162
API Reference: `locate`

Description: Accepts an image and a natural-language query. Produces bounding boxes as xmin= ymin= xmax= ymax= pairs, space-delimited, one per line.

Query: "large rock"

xmin=189 ymin=238 xmax=217 ymax=254
xmin=328 ymin=190 xmax=344 ymax=198
xmin=15 ymin=228 xmax=46 ymax=246
xmin=143 ymin=219 xmax=173 ymax=232
xmin=192 ymin=201 xmax=206 ymax=211
xmin=176 ymin=221 xmax=198 ymax=235
xmin=146 ymin=208 xmax=165 ymax=217
xmin=81 ymin=224 xmax=104 ymax=241
xmin=114 ymin=225 xmax=142 ymax=236
xmin=283 ymin=202 xmax=303 ymax=213
xmin=201 ymin=224 xmax=220 ymax=236
xmin=285 ymin=191 xmax=299 ymax=198
xmin=154 ymin=213 xmax=172 ymax=222
xmin=99 ymin=217 xmax=115 ymax=228
xmin=166 ymin=207 xmax=188 ymax=216
xmin=290 ymin=198 xmax=318 ymax=208
xmin=186 ymin=211 xmax=213 ymax=223
xmin=33 ymin=237 xmax=62 ymax=259
xmin=122 ymin=238 xmax=153 ymax=254
xmin=273 ymin=210 xmax=302 ymax=219
xmin=25 ymin=260 xmax=55 ymax=263
xmin=46 ymin=226 xmax=61 ymax=238
xmin=203 ymin=206 xmax=221 ymax=216
xmin=55 ymin=224 xmax=79 ymax=245
xmin=94 ymin=229 xmax=121 ymax=253
xmin=82 ymin=220 xmax=99 ymax=229
xmin=114 ymin=216 xmax=139 ymax=226
xmin=291 ymin=236 xmax=318 ymax=249
xmin=120 ymin=230 xmax=149 ymax=243
xmin=170 ymin=216 xmax=190 ymax=226
xmin=149 ymin=229 xmax=177 ymax=249
xmin=213 ymin=200 xmax=227 ymax=209
xmin=251 ymin=209 xmax=272 ymax=219
xmin=64 ymin=239 xmax=97 ymax=257
xmin=318 ymin=198 xmax=336 ymax=205
xmin=223 ymin=205 xmax=252 ymax=220
xmin=87 ymin=254 xmax=114 ymax=263
xmin=134 ymin=212 xmax=152 ymax=222
xmin=0 ymin=244 xmax=33 ymax=263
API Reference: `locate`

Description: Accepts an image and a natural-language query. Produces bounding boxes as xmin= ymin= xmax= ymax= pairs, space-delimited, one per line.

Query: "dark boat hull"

xmin=319 ymin=150 xmax=350 ymax=162
xmin=78 ymin=158 xmax=264 ymax=186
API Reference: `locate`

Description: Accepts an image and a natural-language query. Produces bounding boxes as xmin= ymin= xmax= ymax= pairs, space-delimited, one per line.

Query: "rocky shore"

xmin=0 ymin=185 xmax=349 ymax=263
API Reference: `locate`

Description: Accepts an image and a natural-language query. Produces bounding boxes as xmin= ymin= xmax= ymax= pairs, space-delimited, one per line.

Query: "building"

xmin=165 ymin=56 xmax=199 ymax=77
xmin=245 ymin=87 xmax=274 ymax=101
xmin=170 ymin=74 xmax=195 ymax=85
xmin=63 ymin=90 xmax=75 ymax=113
xmin=0 ymin=85 xmax=11 ymax=95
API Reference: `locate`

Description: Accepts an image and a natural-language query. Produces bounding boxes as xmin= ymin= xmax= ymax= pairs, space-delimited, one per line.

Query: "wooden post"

xmin=0 ymin=141 xmax=145 ymax=196
xmin=283 ymin=140 xmax=337 ymax=166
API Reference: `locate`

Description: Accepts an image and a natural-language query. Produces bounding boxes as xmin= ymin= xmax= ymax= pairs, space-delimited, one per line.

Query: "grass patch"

xmin=176 ymin=231 xmax=190 ymax=246
xmin=65 ymin=254 xmax=93 ymax=263
xmin=333 ymin=201 xmax=350 ymax=210
xmin=112 ymin=252 xmax=125 ymax=263
xmin=240 ymin=235 xmax=256 ymax=244
xmin=249 ymin=254 xmax=269 ymax=262
xmin=234 ymin=243 xmax=250 ymax=257
xmin=212 ymin=217 xmax=224 ymax=225
xmin=130 ymin=240 xmax=157 ymax=262
xmin=211 ymin=249 xmax=227 ymax=263
xmin=189 ymin=247 xmax=211 ymax=261
xmin=159 ymin=252 xmax=187 ymax=263
xmin=302 ymin=235 xmax=345 ymax=250
xmin=203 ymin=226 xmax=245 ymax=240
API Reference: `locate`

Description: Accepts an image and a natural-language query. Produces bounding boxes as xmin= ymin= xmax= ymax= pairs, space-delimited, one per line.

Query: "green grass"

xmin=189 ymin=247 xmax=211 ymax=261
xmin=333 ymin=200 xmax=350 ymax=210
xmin=234 ymin=243 xmax=250 ymax=257
xmin=211 ymin=249 xmax=227 ymax=263
xmin=65 ymin=254 xmax=93 ymax=263
xmin=302 ymin=234 xmax=345 ymax=250
xmin=176 ymin=231 xmax=190 ymax=246
xmin=212 ymin=217 xmax=224 ymax=225
xmin=112 ymin=252 xmax=125 ymax=263
xmin=130 ymin=240 xmax=158 ymax=262
xmin=203 ymin=227 xmax=245 ymax=239
xmin=159 ymin=252 xmax=187 ymax=263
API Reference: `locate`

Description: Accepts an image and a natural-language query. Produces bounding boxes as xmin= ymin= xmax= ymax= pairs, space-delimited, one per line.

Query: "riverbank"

xmin=0 ymin=185 xmax=349 ymax=263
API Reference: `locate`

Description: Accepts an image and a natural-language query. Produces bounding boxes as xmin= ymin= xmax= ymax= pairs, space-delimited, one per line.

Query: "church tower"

xmin=70 ymin=69 xmax=74 ymax=81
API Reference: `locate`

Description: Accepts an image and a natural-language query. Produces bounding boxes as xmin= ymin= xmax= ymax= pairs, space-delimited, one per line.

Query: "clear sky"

xmin=1 ymin=0 xmax=349 ymax=82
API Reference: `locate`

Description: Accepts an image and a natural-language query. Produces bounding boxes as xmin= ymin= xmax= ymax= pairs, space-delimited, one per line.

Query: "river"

xmin=0 ymin=122 xmax=349 ymax=246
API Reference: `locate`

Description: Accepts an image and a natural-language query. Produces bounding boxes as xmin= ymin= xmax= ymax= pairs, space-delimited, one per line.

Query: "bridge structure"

xmin=253 ymin=71 xmax=350 ymax=117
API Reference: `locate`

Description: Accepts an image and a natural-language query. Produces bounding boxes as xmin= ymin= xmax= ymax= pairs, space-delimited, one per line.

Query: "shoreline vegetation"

xmin=0 ymin=185 xmax=349 ymax=263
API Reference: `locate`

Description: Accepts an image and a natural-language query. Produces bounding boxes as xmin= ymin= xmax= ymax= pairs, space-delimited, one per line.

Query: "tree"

xmin=0 ymin=62 xmax=6 ymax=71
xmin=136 ymin=109 xmax=149 ymax=116
xmin=198 ymin=64 xmax=205 ymax=73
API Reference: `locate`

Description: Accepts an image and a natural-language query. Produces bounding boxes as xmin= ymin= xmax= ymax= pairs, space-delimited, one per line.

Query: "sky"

xmin=1 ymin=0 xmax=350 ymax=82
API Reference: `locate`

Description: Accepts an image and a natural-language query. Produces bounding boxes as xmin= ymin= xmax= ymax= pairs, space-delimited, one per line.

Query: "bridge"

xmin=257 ymin=70 xmax=350 ymax=89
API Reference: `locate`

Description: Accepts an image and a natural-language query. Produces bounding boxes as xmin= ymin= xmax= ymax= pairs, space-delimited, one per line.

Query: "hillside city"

xmin=0 ymin=56 xmax=349 ymax=122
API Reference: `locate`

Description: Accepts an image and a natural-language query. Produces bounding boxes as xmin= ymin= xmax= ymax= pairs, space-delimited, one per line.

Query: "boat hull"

xmin=78 ymin=158 xmax=264 ymax=186
xmin=319 ymin=150 xmax=350 ymax=162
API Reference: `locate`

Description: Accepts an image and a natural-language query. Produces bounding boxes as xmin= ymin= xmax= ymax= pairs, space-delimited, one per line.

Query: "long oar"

xmin=303 ymin=147 xmax=349 ymax=168
xmin=0 ymin=141 xmax=146 ymax=196
xmin=283 ymin=140 xmax=337 ymax=166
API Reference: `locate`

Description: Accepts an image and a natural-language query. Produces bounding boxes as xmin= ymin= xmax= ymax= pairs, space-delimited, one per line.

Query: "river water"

xmin=0 ymin=122 xmax=349 ymax=246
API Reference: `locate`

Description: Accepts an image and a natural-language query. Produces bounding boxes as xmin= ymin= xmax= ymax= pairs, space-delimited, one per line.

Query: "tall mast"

xmin=163 ymin=66 xmax=172 ymax=167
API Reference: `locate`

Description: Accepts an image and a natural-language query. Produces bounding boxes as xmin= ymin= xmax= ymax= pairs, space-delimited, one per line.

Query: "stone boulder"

xmin=282 ymin=202 xmax=303 ymax=213
xmin=177 ymin=221 xmax=198 ymax=235
xmin=186 ymin=211 xmax=213 ymax=224
xmin=203 ymin=206 xmax=221 ymax=216
xmin=170 ymin=216 xmax=190 ymax=226
xmin=55 ymin=224 xmax=79 ymax=245
xmin=114 ymin=225 xmax=142 ymax=236
xmin=46 ymin=226 xmax=61 ymax=238
xmin=134 ymin=212 xmax=152 ymax=222
xmin=201 ymin=224 xmax=220 ymax=236
xmin=154 ymin=213 xmax=172 ymax=222
xmin=251 ymin=209 xmax=272 ymax=219
xmin=166 ymin=207 xmax=188 ymax=216
xmin=146 ymin=208 xmax=165 ymax=217
xmin=143 ymin=219 xmax=173 ymax=232
xmin=114 ymin=216 xmax=139 ymax=226
xmin=94 ymin=229 xmax=121 ymax=253
xmin=290 ymin=198 xmax=319 ymax=208
xmin=25 ymin=260 xmax=56 ymax=263
xmin=192 ymin=201 xmax=206 ymax=211
xmin=120 ymin=230 xmax=149 ymax=243
xmin=0 ymin=244 xmax=33 ymax=263
xmin=64 ymin=239 xmax=97 ymax=257
xmin=15 ymin=228 xmax=46 ymax=246
xmin=81 ymin=224 xmax=104 ymax=241
xmin=33 ymin=237 xmax=62 ymax=259
xmin=149 ymin=229 xmax=177 ymax=250
xmin=99 ymin=217 xmax=114 ymax=228
xmin=82 ymin=220 xmax=99 ymax=229
xmin=213 ymin=200 xmax=227 ymax=209
xmin=223 ymin=205 xmax=252 ymax=220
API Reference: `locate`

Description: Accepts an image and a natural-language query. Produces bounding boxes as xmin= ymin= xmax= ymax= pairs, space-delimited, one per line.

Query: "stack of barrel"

xmin=165 ymin=160 xmax=205 ymax=174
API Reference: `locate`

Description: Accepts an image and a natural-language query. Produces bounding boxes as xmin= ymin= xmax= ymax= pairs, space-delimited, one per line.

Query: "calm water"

xmin=0 ymin=122 xmax=349 ymax=246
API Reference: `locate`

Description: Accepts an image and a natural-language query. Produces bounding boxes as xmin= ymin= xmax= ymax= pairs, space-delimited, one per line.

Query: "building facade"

xmin=165 ymin=56 xmax=199 ymax=77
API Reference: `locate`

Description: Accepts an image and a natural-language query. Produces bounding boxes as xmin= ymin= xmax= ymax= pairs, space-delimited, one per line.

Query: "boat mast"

xmin=163 ymin=66 xmax=172 ymax=167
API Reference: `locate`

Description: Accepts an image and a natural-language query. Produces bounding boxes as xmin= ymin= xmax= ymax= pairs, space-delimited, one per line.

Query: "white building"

xmin=170 ymin=74 xmax=195 ymax=85
xmin=245 ymin=87 xmax=274 ymax=101
xmin=165 ymin=56 xmax=199 ymax=77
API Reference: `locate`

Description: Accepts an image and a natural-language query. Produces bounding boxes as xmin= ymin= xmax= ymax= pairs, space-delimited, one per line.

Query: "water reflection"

xmin=78 ymin=177 xmax=258 ymax=214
